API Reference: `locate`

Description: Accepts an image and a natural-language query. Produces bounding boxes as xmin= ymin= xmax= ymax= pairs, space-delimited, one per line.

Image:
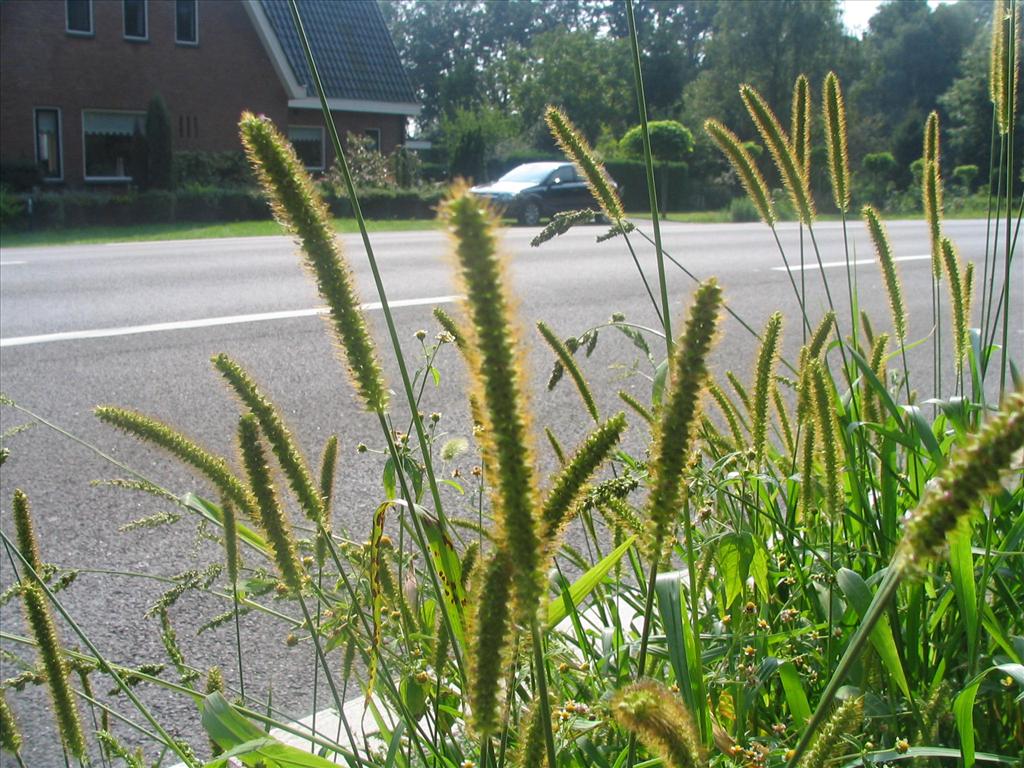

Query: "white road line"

xmin=771 ymin=254 xmax=932 ymax=272
xmin=0 ymin=294 xmax=463 ymax=348
xmin=0 ymin=261 xmax=27 ymax=266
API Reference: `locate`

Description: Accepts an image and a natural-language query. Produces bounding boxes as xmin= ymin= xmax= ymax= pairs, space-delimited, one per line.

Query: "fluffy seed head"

xmin=442 ymin=185 xmax=542 ymax=616
xmin=862 ymin=206 xmax=907 ymax=341
xmin=612 ymin=680 xmax=706 ymax=768
xmin=797 ymin=698 xmax=863 ymax=768
xmin=537 ymin=320 xmax=598 ymax=423
xmin=923 ymin=159 xmax=944 ymax=276
xmin=924 ymin=111 xmax=941 ymax=166
xmin=468 ymin=551 xmax=514 ymax=734
xmin=809 ymin=360 xmax=843 ymax=519
xmin=237 ymin=414 xmax=304 ymax=593
xmin=0 ymin=688 xmax=21 ymax=754
xmin=740 ymin=84 xmax=815 ymax=224
xmin=822 ymin=72 xmax=851 ymax=212
xmin=791 ymin=74 xmax=812 ymax=183
xmin=990 ymin=0 xmax=1021 ymax=134
xmin=239 ymin=112 xmax=387 ymax=411
xmin=939 ymin=238 xmax=970 ymax=372
xmin=545 ymin=106 xmax=624 ymax=222
xmin=752 ymin=313 xmax=783 ymax=462
xmin=704 ymin=119 xmax=775 ymax=225
xmin=11 ymin=489 xmax=42 ymax=576
xmin=221 ymin=500 xmax=240 ymax=586
xmin=646 ymin=280 xmax=723 ymax=561
xmin=899 ymin=389 xmax=1024 ymax=565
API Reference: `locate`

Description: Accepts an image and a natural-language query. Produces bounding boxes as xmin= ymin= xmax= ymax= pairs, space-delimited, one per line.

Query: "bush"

xmin=619 ymin=120 xmax=695 ymax=162
xmin=0 ymin=161 xmax=43 ymax=192
xmin=175 ymin=151 xmax=254 ymax=188
xmin=728 ymin=195 xmax=760 ymax=221
xmin=325 ymin=186 xmax=444 ymax=219
xmin=953 ymin=163 xmax=979 ymax=192
xmin=0 ymin=184 xmax=24 ymax=229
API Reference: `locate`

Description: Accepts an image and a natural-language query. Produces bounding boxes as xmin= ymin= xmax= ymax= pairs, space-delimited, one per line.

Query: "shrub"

xmin=953 ymin=163 xmax=979 ymax=191
xmin=0 ymin=161 xmax=43 ymax=192
xmin=0 ymin=185 xmax=24 ymax=229
xmin=728 ymin=195 xmax=759 ymax=221
xmin=619 ymin=120 xmax=695 ymax=161
xmin=174 ymin=151 xmax=253 ymax=188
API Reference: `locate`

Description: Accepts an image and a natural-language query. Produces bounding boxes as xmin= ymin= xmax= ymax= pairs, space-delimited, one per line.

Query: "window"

xmin=288 ymin=126 xmax=324 ymax=170
xmin=364 ymin=128 xmax=381 ymax=152
xmin=175 ymin=0 xmax=198 ymax=44
xmin=35 ymin=109 xmax=63 ymax=181
xmin=83 ymin=111 xmax=145 ymax=180
xmin=123 ymin=0 xmax=147 ymax=40
xmin=66 ymin=0 xmax=93 ymax=35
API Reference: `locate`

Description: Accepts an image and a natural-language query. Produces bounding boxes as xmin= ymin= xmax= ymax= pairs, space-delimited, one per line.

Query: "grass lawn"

xmin=0 ymin=217 xmax=444 ymax=248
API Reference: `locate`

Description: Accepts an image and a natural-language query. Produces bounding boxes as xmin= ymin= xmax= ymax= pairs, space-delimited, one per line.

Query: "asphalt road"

xmin=0 ymin=218 xmax=1019 ymax=763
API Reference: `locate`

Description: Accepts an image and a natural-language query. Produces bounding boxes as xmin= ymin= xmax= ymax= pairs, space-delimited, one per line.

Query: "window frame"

xmin=34 ymin=107 xmax=64 ymax=183
xmin=122 ymin=0 xmax=148 ymax=42
xmin=287 ymin=125 xmax=325 ymax=172
xmin=81 ymin=108 xmax=146 ymax=183
xmin=174 ymin=0 xmax=199 ymax=46
xmin=65 ymin=0 xmax=94 ymax=36
xmin=363 ymin=128 xmax=382 ymax=152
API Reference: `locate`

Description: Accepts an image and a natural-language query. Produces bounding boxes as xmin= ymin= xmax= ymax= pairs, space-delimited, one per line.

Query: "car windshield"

xmin=498 ymin=164 xmax=560 ymax=183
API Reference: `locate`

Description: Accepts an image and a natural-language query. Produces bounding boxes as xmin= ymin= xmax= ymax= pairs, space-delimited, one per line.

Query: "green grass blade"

xmin=545 ymin=535 xmax=636 ymax=629
xmin=777 ymin=661 xmax=811 ymax=728
xmin=835 ymin=568 xmax=911 ymax=699
xmin=948 ymin=527 xmax=979 ymax=664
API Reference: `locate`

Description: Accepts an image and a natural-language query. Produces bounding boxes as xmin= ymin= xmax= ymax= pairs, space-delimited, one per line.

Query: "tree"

xmin=144 ymin=94 xmax=174 ymax=190
xmin=619 ymin=120 xmax=694 ymax=162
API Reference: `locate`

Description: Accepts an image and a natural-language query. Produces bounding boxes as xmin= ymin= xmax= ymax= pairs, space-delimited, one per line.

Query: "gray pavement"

xmin=0 ymin=218 xmax=1018 ymax=763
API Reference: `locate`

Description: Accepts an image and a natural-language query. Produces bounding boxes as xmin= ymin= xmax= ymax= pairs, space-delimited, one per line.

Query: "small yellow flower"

xmin=895 ymin=738 xmax=910 ymax=754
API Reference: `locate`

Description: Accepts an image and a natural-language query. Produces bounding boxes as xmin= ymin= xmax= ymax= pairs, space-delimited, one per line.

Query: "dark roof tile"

xmin=259 ymin=0 xmax=417 ymax=105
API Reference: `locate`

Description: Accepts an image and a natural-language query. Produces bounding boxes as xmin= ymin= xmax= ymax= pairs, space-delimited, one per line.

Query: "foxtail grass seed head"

xmin=21 ymin=584 xmax=86 ymax=757
xmin=791 ymin=74 xmax=812 ymax=183
xmin=531 ymin=209 xmax=596 ymax=247
xmin=468 ymin=551 xmax=514 ymax=734
xmin=213 ymin=354 xmax=326 ymax=529
xmin=317 ymin=434 xmax=338 ymax=564
xmin=646 ymin=280 xmax=723 ymax=561
xmin=238 ymin=112 xmax=387 ymax=412
xmin=752 ymin=313 xmax=783 ymax=462
xmin=797 ymin=697 xmax=863 ymax=768
xmin=237 ymin=414 xmax=304 ymax=593
xmin=513 ymin=697 xmax=549 ymax=768
xmin=537 ymin=320 xmax=598 ymax=423
xmin=810 ymin=360 xmax=843 ymax=519
xmin=545 ymin=106 xmax=624 ymax=222
xmin=773 ymin=385 xmax=796 ymax=456
xmin=940 ymin=238 xmax=970 ymax=371
xmin=862 ymin=206 xmax=907 ymax=341
xmin=541 ymin=413 xmax=627 ymax=543
xmin=95 ymin=405 xmax=260 ymax=523
xmin=900 ymin=389 xmax=1024 ymax=565
xmin=923 ymin=159 xmax=944 ymax=276
xmin=704 ymin=119 xmax=776 ymax=225
xmin=739 ymin=84 xmax=816 ymax=224
xmin=924 ymin=111 xmax=941 ymax=166
xmin=808 ymin=311 xmax=836 ymax=359
xmin=433 ymin=306 xmax=468 ymax=354
xmin=822 ymin=72 xmax=851 ymax=213
xmin=619 ymin=390 xmax=655 ymax=426
xmin=612 ymin=680 xmax=706 ymax=768
xmin=864 ymin=333 xmax=890 ymax=426
xmin=991 ymin=0 xmax=1020 ymax=134
xmin=800 ymin=417 xmax=817 ymax=518
xmin=443 ymin=185 xmax=543 ymax=616
xmin=708 ymin=380 xmax=747 ymax=449
xmin=964 ymin=260 xmax=975 ymax=322
xmin=11 ymin=489 xmax=42 ymax=576
xmin=0 ymin=688 xmax=21 ymax=754
xmin=222 ymin=500 xmax=240 ymax=586
xmin=545 ymin=426 xmax=567 ymax=465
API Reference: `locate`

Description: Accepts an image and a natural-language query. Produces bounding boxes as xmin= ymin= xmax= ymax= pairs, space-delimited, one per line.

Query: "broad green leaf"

xmin=183 ymin=493 xmax=267 ymax=552
xmin=839 ymin=746 xmax=1018 ymax=767
xmin=778 ymin=661 xmax=811 ymax=728
xmin=716 ymin=532 xmax=754 ymax=608
xmin=901 ymin=405 xmax=943 ymax=464
xmin=654 ymin=572 xmax=693 ymax=711
xmin=948 ymin=526 xmax=978 ymax=662
xmin=835 ymin=568 xmax=910 ymax=699
xmin=652 ymin=358 xmax=668 ymax=406
xmin=418 ymin=506 xmax=466 ymax=645
xmin=546 ymin=535 xmax=636 ymax=628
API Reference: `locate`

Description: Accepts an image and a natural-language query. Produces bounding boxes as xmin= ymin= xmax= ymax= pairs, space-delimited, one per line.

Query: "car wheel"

xmin=519 ymin=201 xmax=541 ymax=227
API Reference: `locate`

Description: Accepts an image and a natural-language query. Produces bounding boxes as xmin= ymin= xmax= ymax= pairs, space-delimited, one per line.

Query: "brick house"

xmin=0 ymin=0 xmax=420 ymax=187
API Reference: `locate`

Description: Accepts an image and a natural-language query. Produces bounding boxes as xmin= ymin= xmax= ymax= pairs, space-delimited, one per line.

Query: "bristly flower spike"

xmin=939 ymin=238 xmax=970 ymax=371
xmin=646 ymin=280 xmax=722 ymax=561
xmin=212 ymin=354 xmax=327 ymax=536
xmin=21 ymin=584 xmax=86 ymax=757
xmin=899 ymin=388 xmax=1024 ymax=566
xmin=922 ymin=160 xmax=944 ymax=278
xmin=991 ymin=0 xmax=1020 ymax=135
xmin=0 ymin=688 xmax=22 ymax=755
xmin=238 ymin=112 xmax=387 ymax=412
xmin=442 ymin=185 xmax=542 ymax=616
xmin=545 ymin=106 xmax=625 ymax=223
xmin=317 ymin=435 xmax=339 ymax=565
xmin=797 ymin=698 xmax=863 ymax=768
xmin=612 ymin=680 xmax=706 ymax=768
xmin=862 ymin=206 xmax=907 ymax=342
xmin=752 ymin=313 xmax=783 ymax=462
xmin=95 ymin=405 xmax=260 ymax=523
xmin=704 ymin=119 xmax=776 ymax=225
xmin=467 ymin=551 xmax=513 ymax=734
xmin=237 ymin=414 xmax=304 ymax=593
xmin=740 ymin=84 xmax=815 ymax=224
xmin=791 ymin=74 xmax=812 ymax=184
xmin=924 ymin=111 xmax=940 ymax=166
xmin=221 ymin=500 xmax=240 ymax=586
xmin=810 ymin=360 xmax=843 ymax=519
xmin=12 ymin=489 xmax=42 ymax=576
xmin=823 ymin=72 xmax=851 ymax=213
xmin=537 ymin=320 xmax=599 ymax=423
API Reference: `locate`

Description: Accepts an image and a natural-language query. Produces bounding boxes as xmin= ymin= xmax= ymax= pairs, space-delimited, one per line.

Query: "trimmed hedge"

xmin=325 ymin=188 xmax=445 ymax=219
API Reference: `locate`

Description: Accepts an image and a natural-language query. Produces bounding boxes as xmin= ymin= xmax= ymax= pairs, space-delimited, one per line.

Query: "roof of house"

xmin=258 ymin=0 xmax=417 ymax=108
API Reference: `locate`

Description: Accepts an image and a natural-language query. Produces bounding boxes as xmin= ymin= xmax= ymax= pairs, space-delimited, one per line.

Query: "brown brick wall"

xmin=0 ymin=0 xmax=407 ymax=186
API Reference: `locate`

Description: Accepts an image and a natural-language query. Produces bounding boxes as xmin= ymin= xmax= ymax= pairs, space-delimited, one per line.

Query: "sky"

xmin=840 ymin=0 xmax=958 ymax=37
